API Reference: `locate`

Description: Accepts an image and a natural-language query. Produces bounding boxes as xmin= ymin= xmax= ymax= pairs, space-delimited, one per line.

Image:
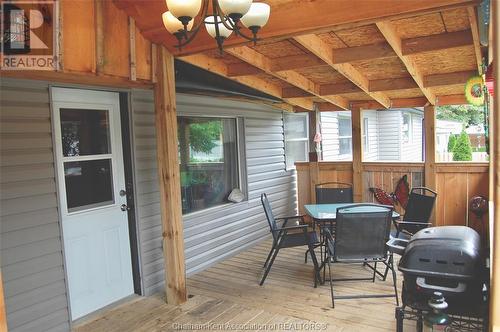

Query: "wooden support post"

xmin=490 ymin=0 xmax=499 ymax=328
xmin=95 ymin=0 xmax=104 ymax=74
xmin=308 ymin=106 xmax=320 ymax=162
xmin=351 ymin=107 xmax=363 ymax=202
xmin=424 ymin=105 xmax=437 ymax=224
xmin=154 ymin=45 xmax=187 ymax=305
xmin=129 ymin=17 xmax=137 ymax=81
xmin=0 ymin=270 xmax=6 ymax=332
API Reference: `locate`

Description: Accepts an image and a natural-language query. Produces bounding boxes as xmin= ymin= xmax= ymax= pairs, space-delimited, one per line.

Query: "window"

xmin=338 ymin=116 xmax=352 ymax=156
xmin=177 ymin=116 xmax=240 ymax=214
xmin=363 ymin=117 xmax=369 ymax=153
xmin=436 ymin=104 xmax=488 ymax=162
xmin=284 ymin=112 xmax=309 ymax=170
xmin=402 ymin=113 xmax=412 ymax=144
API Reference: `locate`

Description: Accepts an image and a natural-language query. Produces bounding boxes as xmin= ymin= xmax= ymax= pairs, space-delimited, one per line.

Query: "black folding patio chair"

xmin=260 ymin=193 xmax=321 ymax=286
xmin=315 ymin=182 xmax=353 ymax=204
xmin=394 ymin=187 xmax=437 ymax=238
xmin=322 ymin=204 xmax=398 ymax=308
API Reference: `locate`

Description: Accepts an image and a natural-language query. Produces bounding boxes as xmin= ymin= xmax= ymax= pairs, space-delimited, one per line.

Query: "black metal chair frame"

xmin=305 ymin=181 xmax=354 ymax=264
xmin=322 ymin=204 xmax=399 ymax=308
xmin=394 ymin=187 xmax=437 ymax=238
xmin=381 ymin=187 xmax=437 ymax=281
xmin=260 ymin=193 xmax=321 ymax=287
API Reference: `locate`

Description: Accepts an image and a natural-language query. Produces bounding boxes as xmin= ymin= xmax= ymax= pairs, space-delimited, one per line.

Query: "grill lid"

xmin=398 ymin=226 xmax=482 ymax=280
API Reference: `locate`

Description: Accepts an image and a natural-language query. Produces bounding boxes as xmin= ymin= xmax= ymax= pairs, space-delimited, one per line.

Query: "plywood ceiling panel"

xmin=250 ymin=40 xmax=306 ymax=59
xmin=254 ymin=73 xmax=295 ymax=88
xmin=316 ymin=32 xmax=347 ymax=49
xmin=334 ymin=24 xmax=387 ymax=47
xmin=294 ymin=66 xmax=350 ymax=85
xmin=411 ymin=45 xmax=477 ymax=76
xmin=441 ymin=8 xmax=470 ymax=32
xmin=391 ymin=12 xmax=445 ymax=39
xmin=203 ymin=51 xmax=245 ymax=65
xmin=351 ymin=57 xmax=409 ymax=80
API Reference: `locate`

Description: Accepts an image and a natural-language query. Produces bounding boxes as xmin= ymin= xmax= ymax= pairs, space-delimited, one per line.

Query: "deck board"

xmin=74 ymin=239 xmax=417 ymax=331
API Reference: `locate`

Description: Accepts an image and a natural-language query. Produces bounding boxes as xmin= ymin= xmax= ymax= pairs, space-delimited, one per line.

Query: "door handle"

xmin=121 ymin=204 xmax=130 ymax=211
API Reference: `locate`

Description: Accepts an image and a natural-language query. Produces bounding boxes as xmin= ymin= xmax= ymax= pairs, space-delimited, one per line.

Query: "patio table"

xmin=304 ymin=203 xmax=400 ymax=283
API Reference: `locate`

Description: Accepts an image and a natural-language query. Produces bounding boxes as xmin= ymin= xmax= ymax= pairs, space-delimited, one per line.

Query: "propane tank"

xmin=423 ymin=292 xmax=451 ymax=331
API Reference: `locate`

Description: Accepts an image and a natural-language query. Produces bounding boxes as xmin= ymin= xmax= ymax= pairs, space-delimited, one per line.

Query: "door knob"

xmin=121 ymin=204 xmax=130 ymax=211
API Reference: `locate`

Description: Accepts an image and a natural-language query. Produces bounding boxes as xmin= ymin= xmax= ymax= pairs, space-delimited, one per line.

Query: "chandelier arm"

xmin=233 ymin=26 xmax=259 ymax=42
xmin=213 ymin=0 xmax=237 ymax=31
xmin=175 ymin=0 xmax=210 ymax=48
xmin=212 ymin=0 xmax=224 ymax=53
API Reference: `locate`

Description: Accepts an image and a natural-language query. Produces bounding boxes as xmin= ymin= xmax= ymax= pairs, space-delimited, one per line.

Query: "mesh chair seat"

xmin=281 ymin=231 xmax=318 ymax=248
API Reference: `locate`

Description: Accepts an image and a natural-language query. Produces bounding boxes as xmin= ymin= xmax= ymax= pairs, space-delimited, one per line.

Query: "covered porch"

xmin=0 ymin=0 xmax=499 ymax=331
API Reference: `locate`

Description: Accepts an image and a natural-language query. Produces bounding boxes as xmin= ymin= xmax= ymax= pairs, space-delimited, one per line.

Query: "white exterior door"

xmin=51 ymin=88 xmax=134 ymax=320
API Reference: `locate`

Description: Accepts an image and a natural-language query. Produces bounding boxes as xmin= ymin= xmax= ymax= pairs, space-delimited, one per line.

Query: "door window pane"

xmin=64 ymin=159 xmax=114 ymax=212
xmin=178 ymin=117 xmax=240 ymax=214
xmin=60 ymin=109 xmax=111 ymax=156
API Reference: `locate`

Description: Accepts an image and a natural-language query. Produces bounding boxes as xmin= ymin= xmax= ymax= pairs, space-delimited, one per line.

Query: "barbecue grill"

xmin=388 ymin=226 xmax=489 ymax=331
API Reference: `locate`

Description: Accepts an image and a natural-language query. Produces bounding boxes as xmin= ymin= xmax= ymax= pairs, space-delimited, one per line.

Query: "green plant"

xmin=452 ymin=131 xmax=473 ymax=161
xmin=447 ymin=134 xmax=457 ymax=152
xmin=188 ymin=120 xmax=222 ymax=154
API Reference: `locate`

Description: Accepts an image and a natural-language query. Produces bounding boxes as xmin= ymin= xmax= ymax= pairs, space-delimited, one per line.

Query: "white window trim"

xmin=284 ymin=112 xmax=309 ymax=170
xmin=402 ymin=112 xmax=413 ymax=145
xmin=338 ymin=115 xmax=352 ymax=157
xmin=363 ymin=117 xmax=370 ymax=153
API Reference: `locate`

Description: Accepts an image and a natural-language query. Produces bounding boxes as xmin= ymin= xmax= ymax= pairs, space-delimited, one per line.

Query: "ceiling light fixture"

xmin=162 ymin=0 xmax=270 ymax=53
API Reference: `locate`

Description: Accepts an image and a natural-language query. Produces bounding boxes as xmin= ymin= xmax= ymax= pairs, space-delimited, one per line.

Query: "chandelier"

xmin=162 ymin=0 xmax=271 ymax=53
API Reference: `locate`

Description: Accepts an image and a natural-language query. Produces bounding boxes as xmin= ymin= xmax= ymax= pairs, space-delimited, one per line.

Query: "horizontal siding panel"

xmin=5 ymin=280 xmax=66 ymax=314
xmin=1 ymin=208 xmax=59 ymax=233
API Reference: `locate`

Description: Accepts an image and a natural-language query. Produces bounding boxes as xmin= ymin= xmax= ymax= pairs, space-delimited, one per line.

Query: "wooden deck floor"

xmin=74 ymin=240 xmax=416 ymax=331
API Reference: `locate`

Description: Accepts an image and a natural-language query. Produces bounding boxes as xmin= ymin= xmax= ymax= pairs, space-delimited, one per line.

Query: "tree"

xmin=437 ymin=104 xmax=484 ymax=127
xmin=452 ymin=131 xmax=473 ymax=161
xmin=188 ymin=120 xmax=222 ymax=153
xmin=447 ymin=134 xmax=457 ymax=152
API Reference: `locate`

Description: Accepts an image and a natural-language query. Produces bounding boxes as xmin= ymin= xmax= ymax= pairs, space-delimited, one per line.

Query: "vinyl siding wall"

xmin=0 ymin=79 xmax=70 ymax=332
xmin=131 ymin=93 xmax=297 ymax=295
xmin=376 ymin=111 xmax=402 ymax=161
xmin=400 ymin=112 xmax=424 ymax=162
xmin=320 ymin=111 xmax=352 ymax=161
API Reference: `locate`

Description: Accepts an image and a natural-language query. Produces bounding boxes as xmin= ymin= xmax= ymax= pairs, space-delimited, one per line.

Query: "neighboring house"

xmin=320 ymin=108 xmax=424 ymax=162
xmin=436 ymin=119 xmax=463 ymax=156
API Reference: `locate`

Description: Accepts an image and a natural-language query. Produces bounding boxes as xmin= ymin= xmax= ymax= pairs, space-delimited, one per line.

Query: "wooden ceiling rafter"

xmin=118 ymin=0 xmax=480 ymax=56
xmin=466 ymin=6 xmax=483 ymax=73
xmin=376 ymin=21 xmax=437 ymax=104
xmin=293 ymin=34 xmax=392 ymax=108
xmin=401 ymin=29 xmax=473 ymax=55
xmin=179 ymin=53 xmax=315 ymax=110
xmin=226 ymin=46 xmax=350 ymax=109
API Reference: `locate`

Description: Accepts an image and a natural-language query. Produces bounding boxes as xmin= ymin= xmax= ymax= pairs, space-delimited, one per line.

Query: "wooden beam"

xmin=320 ymin=82 xmax=360 ymax=95
xmin=1 ymin=69 xmax=154 ymax=89
xmin=95 ymin=0 xmax=104 ymax=74
xmin=402 ymin=29 xmax=473 ymax=55
xmin=424 ymin=70 xmax=476 ymax=87
xmin=129 ymin=17 xmax=137 ymax=81
xmin=294 ymin=34 xmax=391 ymax=108
xmin=270 ymin=54 xmax=326 ymax=72
xmin=154 ymin=46 xmax=187 ymax=305
xmin=179 ymin=54 xmax=315 ymax=110
xmin=376 ymin=21 xmax=437 ymax=104
xmin=369 ymin=77 xmax=418 ymax=92
xmin=436 ymin=94 xmax=467 ymax=105
xmin=282 ymin=87 xmax=313 ymax=98
xmin=424 ymin=105 xmax=437 ymax=224
xmin=351 ymin=107 xmax=363 ymax=202
xmin=391 ymin=97 xmax=429 ymax=108
xmin=316 ymin=103 xmax=344 ymax=112
xmin=332 ymin=43 xmax=395 ymax=64
xmin=467 ymin=6 xmax=483 ymax=73
xmin=0 ymin=270 xmax=6 ymax=332
xmin=135 ymin=0 xmax=479 ymax=55
xmin=350 ymin=100 xmax=385 ymax=110
xmin=226 ymin=62 xmax=262 ymax=77
xmin=226 ymin=46 xmax=350 ymax=109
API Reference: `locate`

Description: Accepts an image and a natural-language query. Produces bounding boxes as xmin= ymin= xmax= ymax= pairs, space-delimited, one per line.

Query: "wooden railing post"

xmin=0 ymin=270 xmax=7 ymax=332
xmin=154 ymin=45 xmax=187 ymax=305
xmin=351 ymin=106 xmax=363 ymax=202
xmin=424 ymin=105 xmax=437 ymax=224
